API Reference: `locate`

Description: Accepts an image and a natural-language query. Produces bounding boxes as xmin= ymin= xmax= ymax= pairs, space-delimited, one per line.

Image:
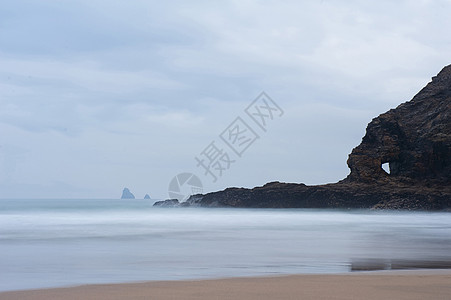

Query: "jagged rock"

xmin=183 ymin=65 xmax=451 ymax=210
xmin=121 ymin=187 xmax=135 ymax=199
xmin=144 ymin=194 xmax=151 ymax=199
xmin=346 ymin=65 xmax=451 ymax=184
xmin=185 ymin=181 xmax=450 ymax=210
xmin=153 ymin=199 xmax=180 ymax=207
xmin=183 ymin=194 xmax=203 ymax=207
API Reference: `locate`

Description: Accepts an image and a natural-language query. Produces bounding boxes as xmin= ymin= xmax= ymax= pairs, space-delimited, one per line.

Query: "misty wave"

xmin=0 ymin=199 xmax=450 ymax=291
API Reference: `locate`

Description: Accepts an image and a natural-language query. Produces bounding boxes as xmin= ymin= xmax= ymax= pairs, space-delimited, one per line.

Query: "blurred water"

xmin=0 ymin=199 xmax=450 ymax=291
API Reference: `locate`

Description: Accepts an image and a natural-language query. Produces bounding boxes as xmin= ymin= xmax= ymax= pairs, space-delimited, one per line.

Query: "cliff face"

xmin=347 ymin=65 xmax=451 ymax=184
xmin=179 ymin=65 xmax=451 ymax=210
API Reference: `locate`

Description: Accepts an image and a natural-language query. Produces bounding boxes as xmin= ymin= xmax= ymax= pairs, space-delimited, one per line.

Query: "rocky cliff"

xmin=346 ymin=65 xmax=451 ymax=184
xmin=179 ymin=65 xmax=451 ymax=210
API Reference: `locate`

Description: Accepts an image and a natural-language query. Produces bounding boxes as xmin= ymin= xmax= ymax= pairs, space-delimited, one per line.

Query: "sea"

xmin=1 ymin=198 xmax=450 ymax=291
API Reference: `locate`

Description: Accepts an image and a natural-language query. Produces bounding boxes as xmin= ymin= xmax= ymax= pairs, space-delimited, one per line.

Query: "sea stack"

xmin=121 ymin=188 xmax=135 ymax=199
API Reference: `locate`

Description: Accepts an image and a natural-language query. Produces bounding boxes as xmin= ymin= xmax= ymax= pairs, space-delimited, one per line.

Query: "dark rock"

xmin=183 ymin=194 xmax=204 ymax=207
xmin=121 ymin=187 xmax=135 ymax=199
xmin=183 ymin=65 xmax=451 ymax=210
xmin=153 ymin=199 xmax=180 ymax=207
xmin=346 ymin=64 xmax=451 ymax=184
xmin=144 ymin=194 xmax=151 ymax=199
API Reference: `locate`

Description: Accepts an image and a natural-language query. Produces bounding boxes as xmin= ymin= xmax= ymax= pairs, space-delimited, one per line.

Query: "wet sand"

xmin=1 ymin=270 xmax=450 ymax=300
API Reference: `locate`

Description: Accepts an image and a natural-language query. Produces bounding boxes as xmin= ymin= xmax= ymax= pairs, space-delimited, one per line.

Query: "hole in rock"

xmin=381 ymin=162 xmax=390 ymax=174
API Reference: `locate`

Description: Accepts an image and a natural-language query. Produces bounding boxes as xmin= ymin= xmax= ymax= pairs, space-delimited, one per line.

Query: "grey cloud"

xmin=0 ymin=0 xmax=450 ymax=198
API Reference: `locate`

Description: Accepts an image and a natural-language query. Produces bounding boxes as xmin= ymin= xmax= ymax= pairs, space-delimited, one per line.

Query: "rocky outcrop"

xmin=153 ymin=199 xmax=180 ymax=207
xmin=185 ymin=181 xmax=450 ymax=210
xmin=346 ymin=65 xmax=451 ymax=184
xmin=121 ymin=187 xmax=135 ymax=199
xmin=181 ymin=65 xmax=451 ymax=210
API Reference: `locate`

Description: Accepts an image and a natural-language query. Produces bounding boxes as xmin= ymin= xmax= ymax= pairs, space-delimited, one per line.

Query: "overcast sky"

xmin=1 ymin=0 xmax=450 ymax=199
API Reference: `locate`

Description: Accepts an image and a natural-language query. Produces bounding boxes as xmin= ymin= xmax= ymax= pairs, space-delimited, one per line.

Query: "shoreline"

xmin=1 ymin=270 xmax=450 ymax=300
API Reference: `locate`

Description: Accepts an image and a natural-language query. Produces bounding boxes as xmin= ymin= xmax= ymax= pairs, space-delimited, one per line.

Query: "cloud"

xmin=0 ymin=0 xmax=450 ymax=198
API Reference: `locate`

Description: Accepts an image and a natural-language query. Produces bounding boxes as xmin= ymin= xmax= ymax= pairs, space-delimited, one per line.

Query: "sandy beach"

xmin=1 ymin=270 xmax=450 ymax=300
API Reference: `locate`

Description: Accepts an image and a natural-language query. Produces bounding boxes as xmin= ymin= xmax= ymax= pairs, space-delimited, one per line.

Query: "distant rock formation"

xmin=121 ymin=187 xmax=135 ymax=199
xmin=179 ymin=64 xmax=451 ymax=210
xmin=144 ymin=194 xmax=151 ymax=199
xmin=153 ymin=199 xmax=180 ymax=207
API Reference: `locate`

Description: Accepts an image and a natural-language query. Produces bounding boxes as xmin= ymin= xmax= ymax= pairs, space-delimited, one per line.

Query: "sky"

xmin=1 ymin=0 xmax=450 ymax=199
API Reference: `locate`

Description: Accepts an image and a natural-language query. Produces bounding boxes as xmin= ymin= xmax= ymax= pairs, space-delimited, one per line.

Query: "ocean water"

xmin=0 ymin=199 xmax=450 ymax=291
